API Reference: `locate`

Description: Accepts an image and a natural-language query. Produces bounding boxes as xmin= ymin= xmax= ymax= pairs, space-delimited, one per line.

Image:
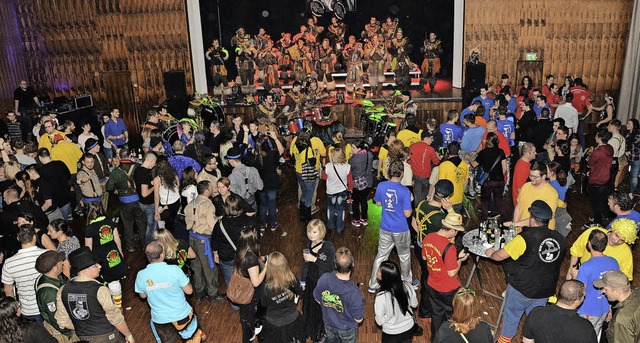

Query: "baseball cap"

xmin=35 ymin=251 xmax=66 ymax=273
xmin=434 ymin=180 xmax=454 ymax=198
xmin=593 ymin=270 xmax=629 ymax=289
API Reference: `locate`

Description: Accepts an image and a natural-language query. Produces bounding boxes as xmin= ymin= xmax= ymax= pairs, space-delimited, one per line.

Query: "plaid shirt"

xmin=626 ymin=131 xmax=640 ymax=162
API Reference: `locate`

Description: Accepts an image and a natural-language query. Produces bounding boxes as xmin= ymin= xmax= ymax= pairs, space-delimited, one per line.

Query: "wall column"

xmin=452 ymin=0 xmax=464 ymax=89
xmin=186 ymin=0 xmax=207 ymax=93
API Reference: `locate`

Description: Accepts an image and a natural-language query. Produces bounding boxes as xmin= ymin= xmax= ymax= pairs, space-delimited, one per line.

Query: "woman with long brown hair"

xmin=153 ymin=157 xmax=180 ymax=232
xmin=261 ymin=252 xmax=305 ymax=343
xmin=432 ymin=288 xmax=493 ymax=343
xmin=235 ymin=228 xmax=267 ymax=343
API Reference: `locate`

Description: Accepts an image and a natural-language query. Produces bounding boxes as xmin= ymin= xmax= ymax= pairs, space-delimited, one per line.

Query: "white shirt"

xmin=1 ymin=246 xmax=47 ymax=316
xmin=555 ymin=102 xmax=579 ymax=134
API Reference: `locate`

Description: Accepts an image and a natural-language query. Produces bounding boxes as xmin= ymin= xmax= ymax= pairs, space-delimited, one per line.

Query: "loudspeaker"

xmin=163 ymin=71 xmax=187 ymax=98
xmin=166 ymin=95 xmax=190 ymax=120
xmin=463 ymin=62 xmax=486 ymax=105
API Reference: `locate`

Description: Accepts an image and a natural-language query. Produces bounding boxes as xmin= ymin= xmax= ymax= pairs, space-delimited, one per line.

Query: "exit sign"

xmin=526 ymin=52 xmax=538 ymax=61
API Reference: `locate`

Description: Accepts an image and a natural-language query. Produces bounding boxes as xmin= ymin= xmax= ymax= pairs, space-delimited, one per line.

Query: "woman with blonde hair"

xmin=301 ymin=219 xmax=336 ymax=342
xmin=153 ymin=228 xmax=196 ymax=271
xmin=260 ymin=251 xmax=304 ymax=342
xmin=432 ymin=288 xmax=493 ymax=342
xmin=328 ymin=131 xmax=352 ymax=162
xmin=322 ymin=147 xmax=352 ymax=233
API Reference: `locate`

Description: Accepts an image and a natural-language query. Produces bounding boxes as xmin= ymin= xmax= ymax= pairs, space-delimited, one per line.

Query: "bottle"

xmin=493 ymin=227 xmax=501 ymax=250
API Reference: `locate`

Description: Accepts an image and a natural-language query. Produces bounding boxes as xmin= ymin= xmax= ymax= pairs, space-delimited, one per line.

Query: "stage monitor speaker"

xmin=163 ymin=71 xmax=187 ymax=98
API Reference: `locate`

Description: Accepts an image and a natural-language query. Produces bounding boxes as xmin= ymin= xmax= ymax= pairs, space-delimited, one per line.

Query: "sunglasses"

xmin=457 ymin=289 xmax=476 ymax=298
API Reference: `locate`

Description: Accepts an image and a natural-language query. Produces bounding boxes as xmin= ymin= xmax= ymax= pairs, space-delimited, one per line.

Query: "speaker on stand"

xmin=163 ymin=71 xmax=190 ymax=119
xmin=463 ymin=62 xmax=486 ymax=107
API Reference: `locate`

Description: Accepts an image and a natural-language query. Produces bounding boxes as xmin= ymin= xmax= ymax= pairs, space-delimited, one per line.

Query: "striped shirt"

xmin=1 ymin=246 xmax=47 ymax=316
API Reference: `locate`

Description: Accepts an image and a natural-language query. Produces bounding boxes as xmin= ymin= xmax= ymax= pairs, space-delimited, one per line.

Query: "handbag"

xmin=220 ymin=222 xmax=255 ymax=305
xmin=353 ymin=153 xmax=369 ymax=191
xmin=301 ymin=148 xmax=319 ymax=181
xmin=476 ymin=154 xmax=502 ymax=186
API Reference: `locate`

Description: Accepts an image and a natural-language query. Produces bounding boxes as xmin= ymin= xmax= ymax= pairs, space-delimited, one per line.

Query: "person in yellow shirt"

xmin=506 ymin=161 xmax=559 ymax=230
xmin=50 ymin=138 xmax=83 ymax=174
xmin=438 ymin=142 xmax=469 ymax=212
xmin=377 ymin=131 xmax=396 ymax=180
xmin=396 ymin=113 xmax=422 ymax=147
xmin=566 ymin=219 xmax=636 ymax=281
xmin=290 ymin=131 xmax=326 ymax=219
xmin=39 ymin=119 xmax=66 ymax=151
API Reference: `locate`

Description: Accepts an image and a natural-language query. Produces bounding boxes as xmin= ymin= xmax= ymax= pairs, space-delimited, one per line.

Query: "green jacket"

xmin=106 ymin=161 xmax=139 ymax=196
xmin=608 ymin=288 xmax=640 ymax=343
xmin=36 ymin=273 xmax=73 ymax=338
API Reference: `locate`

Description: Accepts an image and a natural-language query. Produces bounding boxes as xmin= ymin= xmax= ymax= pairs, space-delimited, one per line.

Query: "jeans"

xmin=588 ymin=183 xmax=612 ymax=225
xmin=414 ymin=240 xmax=432 ymax=318
xmin=140 ymin=203 xmax=157 ymax=243
xmin=327 ymin=191 xmax=348 ymax=232
xmin=59 ymin=202 xmax=72 ymax=222
xmin=297 ymin=173 xmax=316 ymax=207
xmin=480 ymin=180 xmax=509 ymax=220
xmin=103 ymin=146 xmax=113 ymax=161
xmin=369 ymin=230 xmax=412 ymax=289
xmin=412 ymin=175 xmax=430 ymax=204
xmin=23 ymin=314 xmax=43 ymax=323
xmin=120 ymin=201 xmax=147 ymax=250
xmin=500 ymin=284 xmax=548 ymax=338
xmin=325 ymin=326 xmax=358 ymax=343
xmin=629 ymin=159 xmax=640 ymax=193
xmin=258 ymin=189 xmax=278 ymax=227
xmin=220 ymin=259 xmax=240 ymax=310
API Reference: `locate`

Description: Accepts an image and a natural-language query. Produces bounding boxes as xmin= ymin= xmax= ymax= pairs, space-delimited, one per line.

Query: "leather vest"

xmin=61 ymin=279 xmax=115 ymax=337
xmin=504 ymin=226 xmax=566 ymax=298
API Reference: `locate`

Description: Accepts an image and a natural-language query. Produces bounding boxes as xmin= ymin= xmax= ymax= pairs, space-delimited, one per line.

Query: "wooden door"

xmin=103 ymin=71 xmax=141 ymax=147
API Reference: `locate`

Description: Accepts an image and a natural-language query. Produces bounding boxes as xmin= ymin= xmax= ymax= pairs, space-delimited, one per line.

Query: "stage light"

xmin=389 ymin=5 xmax=399 ymax=15
xmin=262 ymin=10 xmax=269 ymax=17
xmin=301 ymin=12 xmax=306 ymax=17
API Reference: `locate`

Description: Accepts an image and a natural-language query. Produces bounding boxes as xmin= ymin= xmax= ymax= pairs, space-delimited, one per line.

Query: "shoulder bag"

xmin=301 ymin=147 xmax=319 ymax=181
xmin=221 ymin=222 xmax=255 ymax=305
xmin=476 ymin=153 xmax=502 ymax=186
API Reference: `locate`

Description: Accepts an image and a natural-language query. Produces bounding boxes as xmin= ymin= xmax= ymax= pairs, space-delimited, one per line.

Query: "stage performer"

xmin=420 ymin=32 xmax=443 ymax=93
xmin=256 ymin=93 xmax=278 ymax=126
xmin=236 ymin=40 xmax=257 ymax=88
xmin=257 ymin=40 xmax=281 ymax=90
xmin=305 ymin=79 xmax=327 ymax=106
xmin=388 ymin=29 xmax=410 ymax=71
xmin=277 ymin=33 xmax=294 ymax=84
xmin=361 ymin=17 xmax=381 ymax=42
xmin=254 ymin=27 xmax=270 ymax=51
xmin=289 ymin=39 xmax=312 ymax=83
xmin=293 ymin=25 xmax=309 ymax=43
xmin=365 ymin=34 xmax=387 ymax=98
xmin=205 ymin=39 xmax=230 ymax=95
xmin=306 ymin=17 xmax=324 ymax=45
xmin=315 ymin=38 xmax=336 ymax=92
xmin=381 ymin=17 xmax=398 ymax=42
xmin=344 ymin=36 xmax=364 ymax=98
xmin=327 ymin=16 xmax=347 ymax=51
xmin=283 ymin=81 xmax=305 ymax=116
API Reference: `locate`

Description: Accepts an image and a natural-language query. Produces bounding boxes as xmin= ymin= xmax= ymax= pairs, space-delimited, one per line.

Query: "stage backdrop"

xmin=464 ymin=0 xmax=634 ymax=105
xmin=0 ymin=0 xmax=194 ymax=136
xmin=200 ymin=0 xmax=454 ymax=81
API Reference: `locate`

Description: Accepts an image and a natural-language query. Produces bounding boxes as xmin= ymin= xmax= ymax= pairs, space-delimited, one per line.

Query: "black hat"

xmin=421 ymin=130 xmax=434 ymax=139
xmin=434 ymin=180 xmax=454 ymax=198
xmin=225 ymin=147 xmax=242 ymax=160
xmin=529 ymin=200 xmax=553 ymax=220
xmin=68 ymin=247 xmax=98 ymax=273
xmin=84 ymin=138 xmax=99 ymax=152
xmin=35 ymin=251 xmax=66 ymax=273
xmin=401 ymin=90 xmax=411 ymax=97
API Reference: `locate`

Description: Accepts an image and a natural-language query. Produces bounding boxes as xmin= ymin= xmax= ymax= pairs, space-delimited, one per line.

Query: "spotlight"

xmin=389 ymin=5 xmax=399 ymax=15
xmin=262 ymin=10 xmax=269 ymax=17
xmin=301 ymin=12 xmax=306 ymax=17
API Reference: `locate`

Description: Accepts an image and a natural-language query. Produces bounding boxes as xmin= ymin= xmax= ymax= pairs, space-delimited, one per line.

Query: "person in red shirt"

xmin=512 ymin=142 xmax=536 ymax=206
xmin=496 ymin=74 xmax=511 ymax=95
xmin=541 ymin=74 xmax=554 ymax=98
xmin=588 ymin=129 xmax=614 ymax=225
xmin=422 ymin=212 xmax=469 ymax=337
xmin=569 ymin=78 xmax=593 ymax=114
xmin=514 ymin=87 xmax=528 ymax=120
xmin=409 ymin=131 xmax=441 ymax=204
xmin=547 ymin=83 xmax=562 ymax=116
xmin=481 ymin=120 xmax=511 ymax=158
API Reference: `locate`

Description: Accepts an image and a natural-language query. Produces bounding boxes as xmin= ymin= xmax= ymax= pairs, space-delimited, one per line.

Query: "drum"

xmin=300 ymin=109 xmax=314 ymax=119
xmin=277 ymin=125 xmax=290 ymax=136
xmin=288 ymin=120 xmax=300 ymax=135
xmin=162 ymin=125 xmax=179 ymax=144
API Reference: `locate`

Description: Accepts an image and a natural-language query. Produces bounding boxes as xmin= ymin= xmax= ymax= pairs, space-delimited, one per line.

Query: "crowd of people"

xmin=1 ymin=66 xmax=639 ymax=343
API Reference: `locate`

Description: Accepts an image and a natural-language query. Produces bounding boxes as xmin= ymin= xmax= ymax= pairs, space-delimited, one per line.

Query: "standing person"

xmin=291 ymin=131 xmax=327 ymax=219
xmin=555 ymin=93 xmax=579 ymax=134
xmin=608 ymin=119 xmax=626 ymax=188
xmin=77 ymin=120 xmax=99 ymax=151
xmin=168 ymin=141 xmax=201 ymax=181
xmin=607 ymin=190 xmax=640 ymax=229
xmin=509 ymin=161 xmax=559 ymax=230
xmin=511 ymin=142 xmax=536 ymax=206
xmin=594 ymin=270 xmax=640 ymax=343
xmin=35 ymin=250 xmax=76 ymax=342
xmin=422 ymin=212 xmax=469 ymax=335
xmin=106 ymin=148 xmax=147 ymax=252
xmin=185 ymin=180 xmax=226 ymax=303
xmin=84 ymin=202 xmax=128 ymax=311
xmin=438 ymin=142 xmax=469 ymax=212
xmin=55 ymin=247 xmax=135 ymax=343
xmin=100 ymin=113 xmax=114 ymax=161
xmin=301 ymin=219 xmax=336 ymax=342
xmin=485 ymin=201 xmax=566 ymax=343
xmin=440 ymin=110 xmax=463 ymax=148
xmin=574 ymin=230 xmax=620 ymax=337
xmin=374 ymin=260 xmax=419 ymax=342
xmin=5 ymin=110 xmax=25 ymax=142
xmin=322 ymin=147 xmax=352 ymax=233
xmin=348 ymin=139 xmax=374 ymax=226
xmin=227 ymin=146 xmax=263 ymax=211
xmin=103 ymin=108 xmax=128 ymax=150
xmin=197 ymin=154 xmax=222 ymax=195
xmin=587 ymin=129 xmax=614 ymax=225
xmin=135 ymin=241 xmax=205 ymax=342
xmin=409 ymin=130 xmax=441 ymax=204
xmin=84 ymin=138 xmax=111 ymax=210
xmin=314 ymin=247 xmax=365 ymax=343
xmin=14 ymin=80 xmax=41 ymax=128
xmin=2 ymin=225 xmax=47 ymax=321
xmin=368 ymin=160 xmax=415 ymax=293
xmin=522 ymin=280 xmax=597 ymax=343
xmin=255 ymin=130 xmax=285 ymax=232
xmin=235 ymin=228 xmax=267 ymax=343
xmin=47 ymin=219 xmax=81 ymax=276
xmin=212 ymin=177 xmax=256 ymax=217
xmin=153 ymin=228 xmax=196 ymax=273
xmin=153 ymin=158 xmax=181 ymax=233
xmin=260 ymin=252 xmax=305 ymax=342
xmin=0 ymin=296 xmax=55 ymax=342
xmin=134 ymin=152 xmax=158 ymax=243
xmin=470 ymin=132 xmax=508 ymax=220
xmin=625 ymin=118 xmax=640 ymax=194
xmin=432 ymin=288 xmax=493 ymax=343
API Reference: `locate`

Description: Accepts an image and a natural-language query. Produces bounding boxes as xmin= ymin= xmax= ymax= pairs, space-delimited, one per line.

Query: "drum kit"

xmin=355 ymin=99 xmax=400 ymax=138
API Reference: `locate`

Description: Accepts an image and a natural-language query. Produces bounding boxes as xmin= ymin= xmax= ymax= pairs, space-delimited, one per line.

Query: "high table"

xmin=462 ymin=228 xmax=506 ymax=337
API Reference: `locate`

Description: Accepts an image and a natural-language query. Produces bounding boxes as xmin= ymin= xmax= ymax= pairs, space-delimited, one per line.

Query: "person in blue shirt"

xmin=460 ymin=101 xmax=480 ymax=129
xmin=440 ymin=110 xmax=463 ymax=148
xmin=533 ymin=95 xmax=552 ymax=118
xmin=606 ymin=190 xmax=640 ymax=231
xmin=368 ymin=160 xmax=415 ymax=293
xmin=135 ymin=241 xmax=205 ymax=342
xmin=460 ymin=113 xmax=485 ymax=156
xmin=103 ymin=108 xmax=128 ymax=148
xmin=496 ymin=107 xmax=516 ymax=147
xmin=470 ymin=84 xmax=494 ymax=121
xmin=575 ymin=230 xmax=620 ymax=337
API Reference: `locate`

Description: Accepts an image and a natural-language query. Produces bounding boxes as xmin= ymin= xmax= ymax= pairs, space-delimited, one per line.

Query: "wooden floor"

xmin=79 ymin=167 xmax=640 ymax=343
